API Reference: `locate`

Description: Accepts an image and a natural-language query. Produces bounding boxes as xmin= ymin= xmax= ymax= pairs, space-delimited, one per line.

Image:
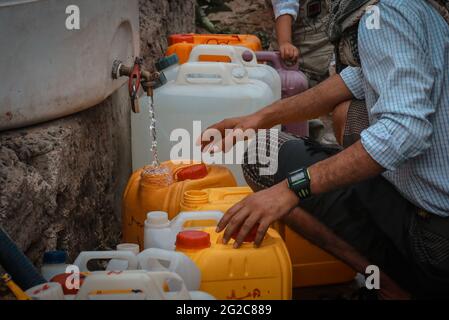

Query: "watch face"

xmin=292 ymin=171 xmax=306 ymax=182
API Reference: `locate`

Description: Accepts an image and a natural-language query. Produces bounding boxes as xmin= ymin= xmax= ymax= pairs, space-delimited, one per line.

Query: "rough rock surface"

xmin=139 ymin=0 xmax=196 ymax=69
xmin=0 ymin=86 xmax=131 ymax=264
xmin=197 ymin=0 xmax=275 ymax=49
xmin=0 ymin=1 xmax=196 ymax=298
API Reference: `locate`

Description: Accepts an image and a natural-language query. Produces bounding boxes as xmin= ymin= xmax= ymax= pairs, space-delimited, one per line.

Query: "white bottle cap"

xmin=146 ymin=211 xmax=170 ymax=226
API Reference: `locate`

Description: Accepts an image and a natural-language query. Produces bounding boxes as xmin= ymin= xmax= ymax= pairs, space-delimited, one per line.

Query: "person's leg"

xmin=282 ymin=207 xmax=410 ymax=299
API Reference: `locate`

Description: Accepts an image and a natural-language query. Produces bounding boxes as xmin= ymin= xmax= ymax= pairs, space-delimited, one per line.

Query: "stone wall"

xmin=0 ymin=0 xmax=196 ymax=294
xmin=196 ymin=0 xmax=275 ymax=49
xmin=140 ymin=0 xmax=196 ymax=69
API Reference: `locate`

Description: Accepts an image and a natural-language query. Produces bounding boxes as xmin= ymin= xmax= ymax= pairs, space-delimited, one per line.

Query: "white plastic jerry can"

xmin=73 ymin=251 xmax=139 ymax=273
xmin=154 ymin=62 xmax=276 ymax=185
xmin=138 ymin=248 xmax=201 ymax=291
xmin=188 ymin=45 xmax=282 ymax=101
xmin=74 ymin=270 xmax=214 ymax=300
xmin=143 ymin=211 xmax=223 ymax=251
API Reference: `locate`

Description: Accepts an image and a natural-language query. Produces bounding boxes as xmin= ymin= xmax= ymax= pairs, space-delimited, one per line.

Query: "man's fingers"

xmin=254 ymin=221 xmax=270 ymax=248
xmin=216 ymin=201 xmax=244 ymax=233
xmin=222 ymin=208 xmax=251 ymax=244
xmin=234 ymin=213 xmax=261 ymax=248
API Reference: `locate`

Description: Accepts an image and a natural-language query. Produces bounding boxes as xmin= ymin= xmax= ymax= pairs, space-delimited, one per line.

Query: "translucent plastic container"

xmin=189 ymin=45 xmax=281 ymax=101
xmin=167 ymin=33 xmax=262 ymax=64
xmin=154 ymin=62 xmax=276 ymax=185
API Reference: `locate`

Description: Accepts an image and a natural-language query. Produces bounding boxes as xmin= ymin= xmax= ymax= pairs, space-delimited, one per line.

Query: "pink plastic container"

xmin=256 ymin=52 xmax=309 ymax=137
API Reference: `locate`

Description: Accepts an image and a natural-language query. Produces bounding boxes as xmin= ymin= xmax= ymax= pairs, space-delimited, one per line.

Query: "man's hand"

xmin=279 ymin=42 xmax=299 ymax=63
xmin=199 ymin=113 xmax=264 ymax=152
xmin=217 ymin=180 xmax=299 ymax=248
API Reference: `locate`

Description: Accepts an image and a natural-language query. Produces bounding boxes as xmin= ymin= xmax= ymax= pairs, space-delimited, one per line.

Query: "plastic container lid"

xmin=146 ymin=211 xmax=170 ymax=226
xmin=176 ymin=164 xmax=208 ymax=181
xmin=242 ymin=50 xmax=254 ymax=62
xmin=176 ymin=231 xmax=211 ymax=250
xmin=43 ymin=251 xmax=67 ymax=264
xmin=155 ymin=54 xmax=179 ymax=71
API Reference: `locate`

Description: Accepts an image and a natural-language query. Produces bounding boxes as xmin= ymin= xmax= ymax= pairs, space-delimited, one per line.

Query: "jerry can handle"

xmin=189 ymin=45 xmax=257 ymax=66
xmin=73 ymin=251 xmax=139 ymax=273
xmin=171 ymin=211 xmax=224 ymax=234
xmin=148 ymin=271 xmax=192 ymax=300
xmin=222 ymin=187 xmax=253 ymax=197
xmin=255 ymin=51 xmax=300 ymax=71
xmin=176 ymin=62 xmax=248 ymax=85
xmin=138 ymin=248 xmax=201 ymax=291
xmin=204 ymin=34 xmax=241 ymax=44
xmin=137 ymin=248 xmax=180 ymax=271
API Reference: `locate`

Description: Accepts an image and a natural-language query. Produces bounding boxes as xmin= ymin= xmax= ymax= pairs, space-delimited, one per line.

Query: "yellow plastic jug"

xmin=178 ymin=186 xmax=356 ymax=288
xmin=180 ymin=186 xmax=253 ymax=212
xmin=122 ymin=162 xmax=237 ymax=248
xmin=281 ymin=227 xmax=356 ymax=287
xmin=166 ymin=34 xmax=262 ymax=64
xmin=176 ymin=227 xmax=292 ymax=300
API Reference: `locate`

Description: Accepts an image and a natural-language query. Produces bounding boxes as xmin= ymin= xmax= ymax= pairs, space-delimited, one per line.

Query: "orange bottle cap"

xmin=176 ymin=164 xmax=208 ymax=181
xmin=176 ymin=231 xmax=211 ymax=250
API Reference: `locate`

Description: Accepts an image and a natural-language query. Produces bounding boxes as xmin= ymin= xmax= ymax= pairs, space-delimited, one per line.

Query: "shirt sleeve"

xmin=358 ymin=2 xmax=436 ymax=171
xmin=340 ymin=67 xmax=366 ymax=100
xmin=271 ymin=0 xmax=300 ymax=21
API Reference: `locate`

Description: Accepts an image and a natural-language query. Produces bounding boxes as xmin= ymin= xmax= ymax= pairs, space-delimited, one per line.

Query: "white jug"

xmin=144 ymin=211 xmax=223 ymax=251
xmin=73 ymin=251 xmax=139 ymax=273
xmin=75 ymin=270 xmax=193 ymax=300
xmin=107 ymin=243 xmax=140 ymax=271
xmin=188 ymin=45 xmax=281 ymax=101
xmin=138 ymin=248 xmax=201 ymax=291
xmin=154 ymin=62 xmax=276 ymax=185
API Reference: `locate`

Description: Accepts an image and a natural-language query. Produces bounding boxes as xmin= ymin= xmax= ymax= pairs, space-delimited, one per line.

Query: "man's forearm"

xmin=308 ymin=141 xmax=385 ymax=195
xmin=257 ymin=74 xmax=354 ymax=128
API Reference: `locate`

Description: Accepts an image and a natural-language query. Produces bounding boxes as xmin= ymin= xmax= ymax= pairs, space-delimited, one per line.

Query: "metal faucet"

xmin=112 ymin=58 xmax=166 ymax=113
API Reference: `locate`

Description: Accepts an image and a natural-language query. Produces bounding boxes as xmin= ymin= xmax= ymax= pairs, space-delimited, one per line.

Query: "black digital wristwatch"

xmin=287 ymin=167 xmax=312 ymax=200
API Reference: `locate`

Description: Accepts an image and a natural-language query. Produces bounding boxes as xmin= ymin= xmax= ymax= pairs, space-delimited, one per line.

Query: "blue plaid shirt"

xmin=341 ymin=0 xmax=449 ymax=216
xmin=271 ymin=0 xmax=300 ymax=20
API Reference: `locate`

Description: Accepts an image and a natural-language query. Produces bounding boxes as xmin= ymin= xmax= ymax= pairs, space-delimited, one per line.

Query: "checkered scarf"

xmin=327 ymin=0 xmax=449 ymax=68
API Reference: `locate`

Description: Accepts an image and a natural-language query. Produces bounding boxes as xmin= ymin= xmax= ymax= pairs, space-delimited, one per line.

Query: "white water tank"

xmin=0 ymin=0 xmax=140 ymax=131
xmin=154 ymin=62 xmax=277 ymax=185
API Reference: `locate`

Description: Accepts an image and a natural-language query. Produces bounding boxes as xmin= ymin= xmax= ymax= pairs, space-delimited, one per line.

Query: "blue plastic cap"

xmin=43 ymin=251 xmax=67 ymax=264
xmin=155 ymin=54 xmax=179 ymax=71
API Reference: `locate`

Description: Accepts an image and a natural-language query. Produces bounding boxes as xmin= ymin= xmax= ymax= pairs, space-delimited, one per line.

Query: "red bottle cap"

xmin=231 ymin=224 xmax=260 ymax=243
xmin=176 ymin=164 xmax=208 ymax=181
xmin=51 ymin=273 xmax=87 ymax=295
xmin=176 ymin=231 xmax=211 ymax=250
xmin=169 ymin=34 xmax=194 ymax=45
